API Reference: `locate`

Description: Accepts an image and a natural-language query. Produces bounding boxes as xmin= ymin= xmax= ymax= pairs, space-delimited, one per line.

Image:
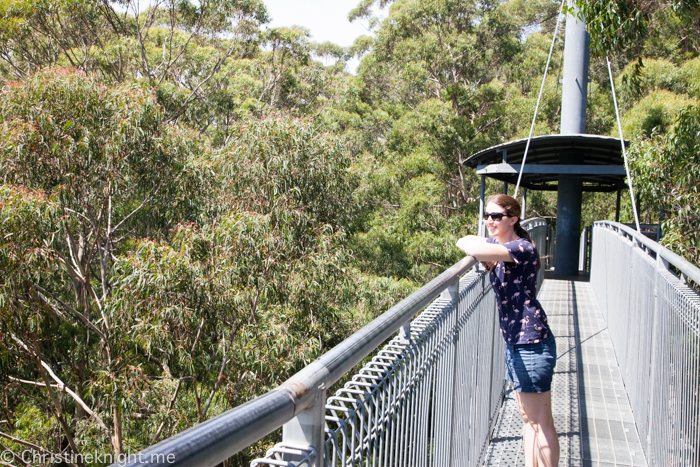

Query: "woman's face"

xmin=485 ymin=202 xmax=518 ymax=238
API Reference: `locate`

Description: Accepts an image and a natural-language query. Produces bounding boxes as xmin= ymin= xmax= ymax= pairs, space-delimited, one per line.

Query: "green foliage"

xmin=575 ymin=0 xmax=649 ymax=57
xmin=2 ymin=0 xmax=700 ymax=462
xmin=576 ymin=0 xmax=700 ymax=60
xmin=1 ymin=68 xmax=208 ymax=228
xmin=0 ymin=67 xmax=211 ymax=460
xmin=629 ymin=105 xmax=700 ymax=264
xmin=619 ymin=90 xmax=697 ymax=138
xmin=345 ymin=0 xmax=567 ymax=281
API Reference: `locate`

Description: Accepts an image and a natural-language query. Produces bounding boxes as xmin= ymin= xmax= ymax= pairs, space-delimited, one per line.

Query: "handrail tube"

xmin=283 ymin=255 xmax=477 ymax=412
xmin=595 ymin=220 xmax=700 ymax=285
xmin=113 ymin=255 xmax=478 ymax=467
xmin=119 ymin=391 xmax=294 ymax=467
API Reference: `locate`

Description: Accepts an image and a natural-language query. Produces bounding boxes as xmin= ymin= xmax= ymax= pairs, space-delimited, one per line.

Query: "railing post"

xmin=486 ymin=272 xmax=498 ymax=429
xmin=479 ymin=175 xmax=486 ymax=237
xmin=441 ymin=278 xmax=460 ymax=303
xmin=441 ymin=277 xmax=460 ymax=465
xmin=645 ymin=253 xmax=668 ymax=456
xmin=281 ymin=387 xmax=327 ymax=467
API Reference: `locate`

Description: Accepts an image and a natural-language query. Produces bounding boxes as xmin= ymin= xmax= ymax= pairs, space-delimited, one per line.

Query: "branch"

xmin=10 ymin=335 xmax=110 ymax=435
xmin=30 ymin=283 xmax=106 ymax=341
xmin=133 ymin=1 xmax=159 ymax=79
xmin=150 ymin=317 xmax=204 ymax=444
xmin=8 ymin=376 xmax=59 ymax=388
xmin=62 ymin=227 xmax=86 ymax=283
xmin=168 ymin=42 xmax=238 ymax=122
xmin=0 ymin=430 xmax=52 ymax=456
xmin=156 ymin=24 xmax=199 ymax=87
xmin=0 ymin=52 xmax=27 ymax=79
xmin=0 ymin=441 xmax=28 ymax=467
xmin=100 ymin=0 xmax=125 ymax=34
xmin=41 ymin=365 xmax=110 ymax=433
xmin=110 ymin=187 xmax=160 ymax=235
xmin=64 ymin=208 xmax=96 ymax=231
xmin=202 ymin=340 xmax=227 ymax=418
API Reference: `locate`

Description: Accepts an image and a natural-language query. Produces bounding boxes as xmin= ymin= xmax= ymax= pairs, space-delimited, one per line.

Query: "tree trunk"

xmin=112 ymin=402 xmax=123 ymax=456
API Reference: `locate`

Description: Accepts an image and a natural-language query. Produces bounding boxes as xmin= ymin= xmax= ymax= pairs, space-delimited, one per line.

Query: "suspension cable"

xmin=606 ymin=56 xmax=641 ymax=232
xmin=514 ymin=0 xmax=567 ymax=198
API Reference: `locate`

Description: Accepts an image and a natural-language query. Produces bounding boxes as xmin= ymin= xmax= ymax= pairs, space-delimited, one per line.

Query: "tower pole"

xmin=555 ymin=0 xmax=589 ymax=276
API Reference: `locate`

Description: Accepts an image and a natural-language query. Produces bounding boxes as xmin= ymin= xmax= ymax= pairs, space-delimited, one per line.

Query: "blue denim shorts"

xmin=504 ymin=335 xmax=557 ymax=393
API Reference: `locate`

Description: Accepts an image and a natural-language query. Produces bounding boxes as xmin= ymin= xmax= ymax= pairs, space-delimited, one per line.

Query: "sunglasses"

xmin=482 ymin=211 xmax=511 ymax=221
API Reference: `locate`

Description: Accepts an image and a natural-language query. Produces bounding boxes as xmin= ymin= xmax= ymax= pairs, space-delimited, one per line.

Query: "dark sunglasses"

xmin=483 ymin=211 xmax=511 ymax=221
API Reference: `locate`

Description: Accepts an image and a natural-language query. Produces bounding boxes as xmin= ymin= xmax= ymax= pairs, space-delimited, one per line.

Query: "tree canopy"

xmin=0 ymin=0 xmax=699 ymax=465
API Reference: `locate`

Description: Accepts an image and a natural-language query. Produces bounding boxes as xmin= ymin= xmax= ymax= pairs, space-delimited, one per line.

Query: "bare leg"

xmin=522 ymin=422 xmax=538 ymax=467
xmin=515 ymin=391 xmax=559 ymax=467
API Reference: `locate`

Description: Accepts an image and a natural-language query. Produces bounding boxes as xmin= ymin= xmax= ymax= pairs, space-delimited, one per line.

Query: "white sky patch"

xmin=114 ymin=0 xmax=382 ymax=74
xmin=263 ymin=0 xmax=381 ymax=74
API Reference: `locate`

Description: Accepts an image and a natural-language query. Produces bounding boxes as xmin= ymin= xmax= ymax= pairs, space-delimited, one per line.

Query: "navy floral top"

xmin=486 ymin=237 xmax=552 ymax=345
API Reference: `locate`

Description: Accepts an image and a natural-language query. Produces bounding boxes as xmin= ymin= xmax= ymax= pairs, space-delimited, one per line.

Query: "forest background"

xmin=0 ymin=0 xmax=699 ymax=465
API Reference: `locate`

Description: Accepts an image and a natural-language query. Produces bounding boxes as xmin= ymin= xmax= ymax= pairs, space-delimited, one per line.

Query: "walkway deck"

xmin=484 ymin=277 xmax=647 ymax=467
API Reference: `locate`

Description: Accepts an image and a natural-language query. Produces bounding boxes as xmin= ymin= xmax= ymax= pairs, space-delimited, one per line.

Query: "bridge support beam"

xmin=555 ymin=0 xmax=589 ymax=277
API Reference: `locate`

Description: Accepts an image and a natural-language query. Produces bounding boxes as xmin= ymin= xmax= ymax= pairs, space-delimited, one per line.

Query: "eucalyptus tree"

xmin=342 ymin=0 xmax=562 ymax=281
xmin=575 ymin=0 xmax=700 ymax=267
xmin=0 ymin=0 xmax=269 ymax=82
xmin=0 ymin=0 xmax=270 ymax=139
xmin=0 ymin=65 xmax=396 ymax=463
xmin=0 ymin=67 xmax=210 ymax=460
xmin=575 ymin=0 xmax=700 ymax=60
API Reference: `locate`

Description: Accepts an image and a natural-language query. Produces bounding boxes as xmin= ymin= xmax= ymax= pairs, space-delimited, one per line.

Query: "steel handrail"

xmin=595 ymin=220 xmax=700 ymax=285
xmin=115 ymin=255 xmax=479 ymax=467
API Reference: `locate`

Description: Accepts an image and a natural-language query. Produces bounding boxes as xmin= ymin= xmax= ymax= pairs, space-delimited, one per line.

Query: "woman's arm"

xmin=455 ymin=235 xmax=514 ymax=263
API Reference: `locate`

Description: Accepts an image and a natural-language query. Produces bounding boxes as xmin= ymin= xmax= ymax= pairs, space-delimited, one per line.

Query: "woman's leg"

xmin=521 ymin=421 xmax=538 ymax=467
xmin=515 ymin=390 xmax=559 ymax=467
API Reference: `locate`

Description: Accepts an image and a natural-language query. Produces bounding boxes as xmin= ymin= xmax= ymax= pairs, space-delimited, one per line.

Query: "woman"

xmin=456 ymin=194 xmax=559 ymax=467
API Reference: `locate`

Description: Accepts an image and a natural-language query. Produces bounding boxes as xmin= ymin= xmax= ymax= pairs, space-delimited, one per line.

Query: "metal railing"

xmin=590 ymin=221 xmax=700 ymax=467
xmin=579 ymin=226 xmax=592 ymax=273
xmin=113 ymin=219 xmax=549 ymax=467
xmin=521 ymin=218 xmax=548 ymax=288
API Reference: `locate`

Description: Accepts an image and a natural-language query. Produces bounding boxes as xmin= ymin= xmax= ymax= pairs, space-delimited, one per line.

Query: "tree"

xmin=0 ymin=70 xmax=400 ymax=462
xmin=341 ymin=0 xmax=564 ymax=281
xmin=576 ymin=0 xmax=700 ymax=266
xmin=0 ymin=0 xmax=270 ymax=138
xmin=0 ymin=67 xmax=209 ymax=459
xmin=575 ymin=0 xmax=700 ymax=59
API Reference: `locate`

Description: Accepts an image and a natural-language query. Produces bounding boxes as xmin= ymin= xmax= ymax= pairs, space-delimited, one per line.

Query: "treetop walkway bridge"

xmin=116 ymin=219 xmax=700 ymax=467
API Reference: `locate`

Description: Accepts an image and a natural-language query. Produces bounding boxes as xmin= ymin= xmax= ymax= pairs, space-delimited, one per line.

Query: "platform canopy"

xmin=464 ymin=134 xmax=629 ymax=192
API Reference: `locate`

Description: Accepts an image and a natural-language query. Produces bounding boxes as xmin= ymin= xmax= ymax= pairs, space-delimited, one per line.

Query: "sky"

xmin=262 ymin=0 xmax=379 ymax=73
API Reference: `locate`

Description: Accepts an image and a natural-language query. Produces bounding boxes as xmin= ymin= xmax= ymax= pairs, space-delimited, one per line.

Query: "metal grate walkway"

xmin=484 ymin=277 xmax=648 ymax=467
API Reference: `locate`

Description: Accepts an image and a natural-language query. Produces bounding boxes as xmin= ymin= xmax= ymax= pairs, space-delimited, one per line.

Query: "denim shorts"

xmin=504 ymin=335 xmax=557 ymax=393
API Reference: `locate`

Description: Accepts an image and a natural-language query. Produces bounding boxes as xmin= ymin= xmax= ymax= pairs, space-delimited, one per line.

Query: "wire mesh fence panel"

xmin=322 ymin=270 xmax=502 ymax=467
xmin=591 ymin=222 xmax=700 ymax=467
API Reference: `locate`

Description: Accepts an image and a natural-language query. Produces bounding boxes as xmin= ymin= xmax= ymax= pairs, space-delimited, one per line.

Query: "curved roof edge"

xmin=464 ymin=134 xmax=630 ymax=192
xmin=465 ymin=134 xmax=628 ymax=167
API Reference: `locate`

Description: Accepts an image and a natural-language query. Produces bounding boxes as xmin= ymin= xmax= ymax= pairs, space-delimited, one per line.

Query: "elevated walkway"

xmin=485 ymin=277 xmax=647 ymax=466
xmin=116 ymin=221 xmax=700 ymax=467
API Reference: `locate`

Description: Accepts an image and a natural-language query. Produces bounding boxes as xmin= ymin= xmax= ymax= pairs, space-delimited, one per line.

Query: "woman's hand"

xmin=481 ymin=261 xmax=497 ymax=272
xmin=455 ymin=235 xmax=482 ymax=255
xmin=455 ymin=235 xmax=514 ymax=263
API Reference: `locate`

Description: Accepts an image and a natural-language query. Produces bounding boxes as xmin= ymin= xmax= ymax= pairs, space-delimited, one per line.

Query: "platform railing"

xmin=112 ymin=219 xmax=549 ymax=467
xmin=591 ymin=221 xmax=700 ymax=467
